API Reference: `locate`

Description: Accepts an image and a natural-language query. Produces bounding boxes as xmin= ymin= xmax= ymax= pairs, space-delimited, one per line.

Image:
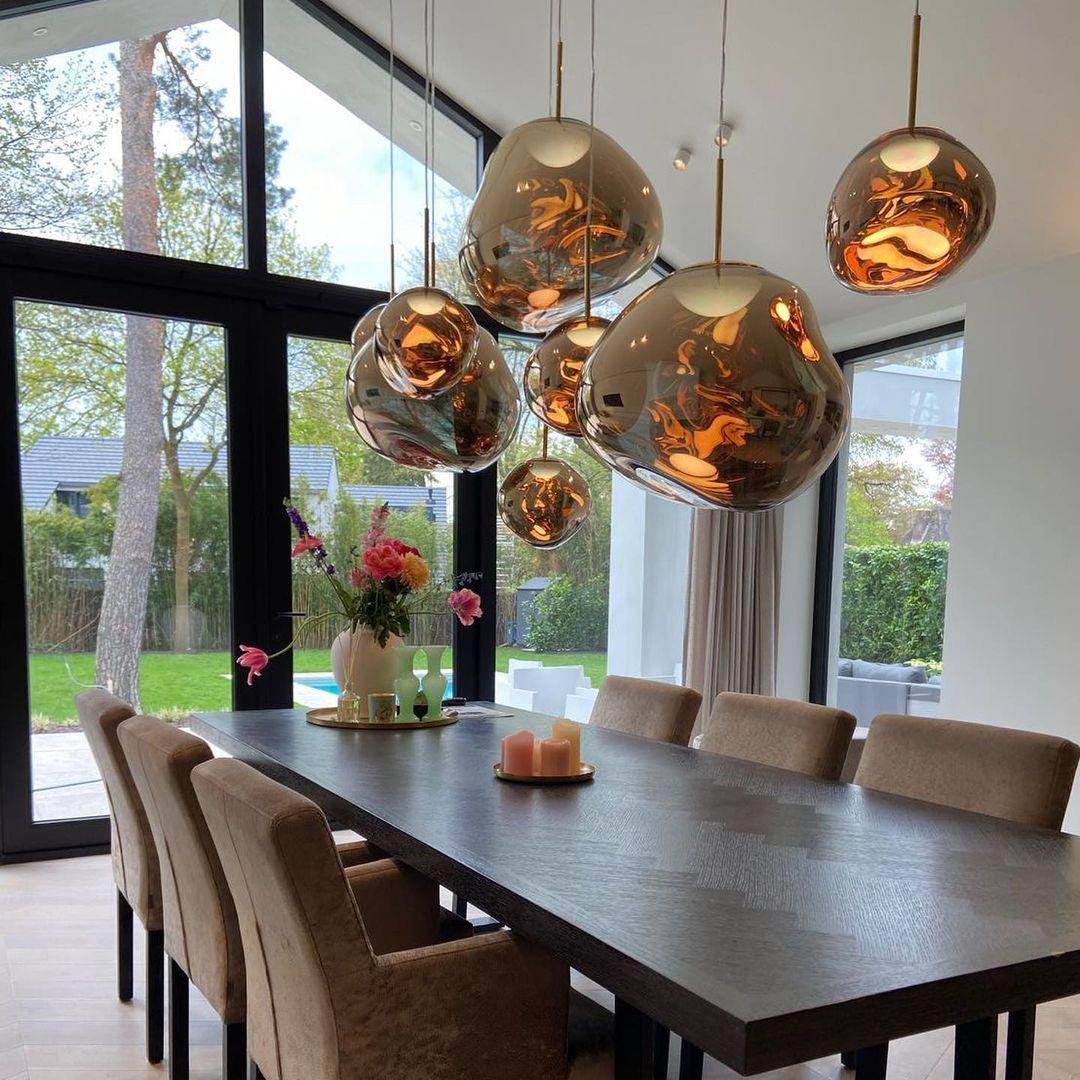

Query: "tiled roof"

xmin=19 ymin=436 xmax=336 ymax=510
xmin=342 ymin=483 xmax=448 ymax=524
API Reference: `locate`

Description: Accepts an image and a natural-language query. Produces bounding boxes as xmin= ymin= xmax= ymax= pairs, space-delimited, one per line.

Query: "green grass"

xmin=29 ymin=646 xmax=607 ymax=728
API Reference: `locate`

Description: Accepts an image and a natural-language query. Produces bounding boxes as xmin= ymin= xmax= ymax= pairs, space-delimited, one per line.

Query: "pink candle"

xmin=552 ymin=719 xmax=581 ymax=773
xmin=532 ymin=738 xmax=542 ymax=775
xmin=540 ymin=738 xmax=572 ymax=777
xmin=501 ymin=730 xmax=536 ymax=775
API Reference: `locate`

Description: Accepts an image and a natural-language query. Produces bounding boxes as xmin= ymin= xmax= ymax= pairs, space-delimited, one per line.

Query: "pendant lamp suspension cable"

xmin=583 ymin=0 xmax=596 ymax=316
xmin=907 ymin=0 xmax=921 ymax=130
xmin=422 ymin=0 xmax=431 ymax=287
xmin=542 ymin=422 xmax=549 ymax=460
xmin=554 ymin=0 xmax=564 ymax=120
xmin=430 ymin=0 xmax=437 ymax=284
xmin=548 ymin=0 xmax=553 ymax=116
xmin=388 ymin=0 xmax=396 ymax=292
xmin=713 ymin=0 xmax=728 ymax=268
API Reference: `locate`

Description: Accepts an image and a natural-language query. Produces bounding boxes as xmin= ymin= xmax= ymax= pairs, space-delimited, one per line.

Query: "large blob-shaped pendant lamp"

xmin=579 ymin=0 xmax=848 ymax=511
xmin=826 ymin=1 xmax=994 ymax=293
xmin=375 ymin=0 xmax=477 ymax=396
xmin=459 ymin=1 xmax=661 ymax=333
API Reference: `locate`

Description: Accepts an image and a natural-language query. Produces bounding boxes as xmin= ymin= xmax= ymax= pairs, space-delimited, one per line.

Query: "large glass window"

xmin=17 ymin=301 xmax=230 ymax=822
xmin=826 ymin=332 xmax=964 ymax=728
xmin=287 ymin=335 xmax=454 ymax=708
xmin=0 ymin=0 xmax=243 ymax=263
xmin=264 ymin=0 xmax=478 ymax=290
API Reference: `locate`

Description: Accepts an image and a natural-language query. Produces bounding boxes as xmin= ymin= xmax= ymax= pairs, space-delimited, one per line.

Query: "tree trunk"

xmin=163 ymin=442 xmax=192 ymax=652
xmin=95 ymin=37 xmax=164 ymax=708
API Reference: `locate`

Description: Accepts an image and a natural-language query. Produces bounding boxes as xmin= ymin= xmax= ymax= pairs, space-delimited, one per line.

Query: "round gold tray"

xmin=493 ymin=762 xmax=596 ymax=784
xmin=306 ymin=708 xmax=458 ymax=731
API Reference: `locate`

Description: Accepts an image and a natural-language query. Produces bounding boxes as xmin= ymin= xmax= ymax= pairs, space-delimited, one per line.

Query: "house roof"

xmin=342 ymin=483 xmax=448 ymax=524
xmin=19 ymin=436 xmax=337 ymax=510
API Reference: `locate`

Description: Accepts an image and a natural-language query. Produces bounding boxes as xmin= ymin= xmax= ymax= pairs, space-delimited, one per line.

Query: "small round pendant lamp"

xmin=523 ymin=313 xmax=609 ymax=436
xmin=826 ymin=3 xmax=994 ymax=293
xmin=498 ymin=455 xmax=591 ymax=548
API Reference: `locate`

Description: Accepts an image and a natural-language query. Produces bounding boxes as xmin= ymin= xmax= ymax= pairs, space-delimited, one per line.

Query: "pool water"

xmin=295 ymin=673 xmax=454 ymax=700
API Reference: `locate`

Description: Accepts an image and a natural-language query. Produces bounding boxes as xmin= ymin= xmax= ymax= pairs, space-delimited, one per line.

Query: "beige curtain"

xmin=682 ymin=508 xmax=783 ymax=736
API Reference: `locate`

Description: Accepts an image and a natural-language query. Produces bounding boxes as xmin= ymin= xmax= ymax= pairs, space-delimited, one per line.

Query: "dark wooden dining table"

xmin=191 ymin=705 xmax=1080 ymax=1079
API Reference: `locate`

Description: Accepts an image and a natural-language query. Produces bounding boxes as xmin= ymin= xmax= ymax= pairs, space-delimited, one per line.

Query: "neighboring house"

xmin=341 ymin=483 xmax=447 ymax=526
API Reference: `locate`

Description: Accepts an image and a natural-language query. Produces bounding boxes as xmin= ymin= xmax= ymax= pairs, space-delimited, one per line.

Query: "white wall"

xmin=775 ymin=486 xmax=818 ymax=700
xmin=790 ymin=252 xmax=1080 ymax=832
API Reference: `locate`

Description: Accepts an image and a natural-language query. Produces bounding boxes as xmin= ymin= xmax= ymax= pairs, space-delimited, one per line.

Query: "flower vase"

xmin=421 ymin=645 xmax=448 ymax=721
xmin=331 ymin=627 xmax=403 ymax=719
xmin=393 ymin=646 xmax=421 ymax=721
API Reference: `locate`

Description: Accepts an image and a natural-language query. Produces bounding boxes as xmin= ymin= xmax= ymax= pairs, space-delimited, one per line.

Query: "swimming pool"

xmin=294 ymin=673 xmax=454 ymax=700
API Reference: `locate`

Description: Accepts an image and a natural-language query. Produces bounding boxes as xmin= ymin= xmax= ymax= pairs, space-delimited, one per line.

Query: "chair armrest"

xmin=336 ymin=838 xmax=386 ymax=868
xmin=378 ymin=930 xmax=569 ymax=1077
xmin=345 ymin=859 xmax=440 ymax=955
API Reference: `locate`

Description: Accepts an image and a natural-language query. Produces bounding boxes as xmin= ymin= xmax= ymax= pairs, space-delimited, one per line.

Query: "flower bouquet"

xmin=237 ymin=501 xmax=482 ymax=721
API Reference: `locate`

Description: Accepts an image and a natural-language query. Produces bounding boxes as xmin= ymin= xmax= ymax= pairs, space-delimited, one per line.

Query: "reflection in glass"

xmin=523 ymin=315 xmax=610 ymax=437
xmin=460 ymin=117 xmax=662 ymax=332
xmin=579 ymin=262 xmax=849 ymax=511
xmin=826 ymin=126 xmax=995 ymax=293
xmin=499 ymin=457 xmax=591 ymax=549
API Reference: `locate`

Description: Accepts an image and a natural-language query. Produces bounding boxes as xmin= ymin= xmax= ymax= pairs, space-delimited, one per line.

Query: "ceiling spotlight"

xmin=32 ymin=26 xmax=48 ymax=35
xmin=672 ymin=147 xmax=692 ymax=171
xmin=409 ymin=119 xmax=423 ymax=132
xmin=715 ymin=122 xmax=733 ymax=147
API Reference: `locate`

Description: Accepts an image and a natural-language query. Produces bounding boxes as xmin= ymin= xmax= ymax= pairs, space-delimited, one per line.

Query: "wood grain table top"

xmin=191 ymin=707 xmax=1080 ymax=1074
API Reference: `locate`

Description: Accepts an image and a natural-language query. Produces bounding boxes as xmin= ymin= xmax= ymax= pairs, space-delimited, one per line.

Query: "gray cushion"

xmin=837 ymin=658 xmax=854 ymax=677
xmin=851 ymin=660 xmax=927 ymax=684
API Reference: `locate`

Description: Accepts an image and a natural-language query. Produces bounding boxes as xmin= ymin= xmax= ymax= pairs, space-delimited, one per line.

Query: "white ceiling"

xmin=328 ymin=0 xmax=1080 ymax=324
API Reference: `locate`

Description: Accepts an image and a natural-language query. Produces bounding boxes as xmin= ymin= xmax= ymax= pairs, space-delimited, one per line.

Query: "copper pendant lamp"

xmin=375 ymin=0 xmax=477 ymax=397
xmin=499 ymin=439 xmax=592 ymax=549
xmin=459 ymin=2 xmax=661 ymax=333
xmin=826 ymin=2 xmax=995 ymax=293
xmin=578 ymin=0 xmax=849 ymax=512
xmin=523 ymin=313 xmax=609 ymax=436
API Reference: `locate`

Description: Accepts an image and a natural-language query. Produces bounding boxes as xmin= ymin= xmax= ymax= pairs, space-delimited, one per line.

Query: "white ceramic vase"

xmin=331 ymin=627 xmax=403 ymax=719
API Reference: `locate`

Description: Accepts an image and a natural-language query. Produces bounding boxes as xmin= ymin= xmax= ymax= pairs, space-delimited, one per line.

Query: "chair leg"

xmin=116 ymin=890 xmax=133 ymax=1002
xmin=677 ymin=1039 xmax=703 ymax=1080
xmin=223 ymin=1021 xmax=247 ymax=1080
xmin=1006 ymin=1006 xmax=1035 ymax=1080
xmin=955 ymin=1016 xmax=998 ymax=1080
xmin=146 ymin=927 xmax=165 ymax=1064
xmin=614 ymin=998 xmax=655 ymax=1079
xmin=168 ymin=958 xmax=189 ymax=1080
xmin=840 ymin=1049 xmax=857 ymax=1069
xmin=854 ymin=1044 xmax=888 ymax=1080
xmin=653 ymin=1023 xmax=670 ymax=1080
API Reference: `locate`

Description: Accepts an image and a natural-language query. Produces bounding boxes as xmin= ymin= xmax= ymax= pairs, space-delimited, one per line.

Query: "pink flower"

xmin=349 ymin=566 xmax=368 ymax=589
xmin=363 ymin=541 xmax=405 ymax=581
xmin=387 ymin=537 xmax=422 ymax=558
xmin=291 ymin=535 xmax=324 ymax=558
xmin=448 ymin=588 xmax=483 ymax=626
xmin=237 ymin=645 xmax=269 ymax=686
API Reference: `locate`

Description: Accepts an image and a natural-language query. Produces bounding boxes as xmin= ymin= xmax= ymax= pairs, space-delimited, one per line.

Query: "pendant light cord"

xmin=430 ymin=0 xmax=437 ymax=284
xmin=908 ymin=0 xmax=921 ymax=130
xmin=422 ymin=0 xmax=431 ymax=287
xmin=714 ymin=0 xmax=728 ymax=268
xmin=388 ymin=0 xmax=395 ymax=293
xmin=554 ymin=0 xmax=564 ymax=120
xmin=584 ymin=0 xmax=596 ymax=317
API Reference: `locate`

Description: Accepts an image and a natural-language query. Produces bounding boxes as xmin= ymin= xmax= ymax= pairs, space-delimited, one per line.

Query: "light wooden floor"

xmin=2 ymin=854 xmax=1079 ymax=1079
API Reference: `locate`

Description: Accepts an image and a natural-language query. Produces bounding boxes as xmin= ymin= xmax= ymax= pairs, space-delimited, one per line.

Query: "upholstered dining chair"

xmin=117 ymin=715 xmax=387 ymax=1080
xmin=843 ymin=713 xmax=1080 ymax=1079
xmin=75 ymin=689 xmax=165 ymax=1063
xmin=672 ymin=692 xmax=857 ymax=1079
xmin=191 ymin=757 xmax=614 ymax=1080
xmin=699 ymin=692 xmax=857 ymax=780
xmin=589 ymin=675 xmax=702 ymax=747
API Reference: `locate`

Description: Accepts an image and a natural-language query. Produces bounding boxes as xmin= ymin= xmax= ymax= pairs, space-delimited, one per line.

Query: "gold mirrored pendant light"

xmin=459 ymin=0 xmax=662 ymax=333
xmin=579 ymin=0 xmax=849 ymax=512
xmin=826 ymin=0 xmax=995 ymax=293
xmin=375 ymin=0 xmax=478 ymax=398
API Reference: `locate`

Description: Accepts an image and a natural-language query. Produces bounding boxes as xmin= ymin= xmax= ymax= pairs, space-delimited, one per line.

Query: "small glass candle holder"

xmin=337 ymin=686 xmax=362 ymax=725
xmin=368 ymin=692 xmax=397 ymax=724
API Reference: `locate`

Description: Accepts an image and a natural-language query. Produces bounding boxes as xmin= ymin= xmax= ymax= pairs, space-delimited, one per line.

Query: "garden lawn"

xmin=30 ymin=646 xmax=608 ymax=728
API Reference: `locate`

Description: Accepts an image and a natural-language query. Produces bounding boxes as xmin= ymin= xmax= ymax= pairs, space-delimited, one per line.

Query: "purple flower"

xmin=284 ymin=501 xmax=310 ymax=537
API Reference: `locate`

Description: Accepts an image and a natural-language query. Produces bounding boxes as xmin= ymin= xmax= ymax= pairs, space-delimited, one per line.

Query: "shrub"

xmin=839 ymin=542 xmax=948 ymax=665
xmin=527 ymin=575 xmax=608 ymax=651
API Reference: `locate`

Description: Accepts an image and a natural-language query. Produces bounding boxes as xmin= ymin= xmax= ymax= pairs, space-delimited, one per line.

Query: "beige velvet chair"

xmin=191 ymin=757 xmax=613 ymax=1080
xmin=589 ymin=675 xmax=702 ymax=746
xmin=845 ymin=713 xmax=1080 ymax=1077
xmin=75 ymin=688 xmax=165 ymax=1064
xmin=700 ymin=692 xmax=856 ymax=780
xmin=117 ymin=716 xmax=385 ymax=1080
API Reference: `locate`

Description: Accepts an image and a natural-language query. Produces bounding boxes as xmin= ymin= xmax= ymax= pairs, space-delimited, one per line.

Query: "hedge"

xmin=527 ymin=575 xmax=608 ymax=652
xmin=839 ymin=542 xmax=948 ymax=665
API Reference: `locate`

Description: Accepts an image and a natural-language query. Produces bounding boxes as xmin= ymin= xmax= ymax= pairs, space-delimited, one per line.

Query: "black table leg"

xmin=615 ymin=998 xmax=655 ymax=1079
xmin=146 ymin=927 xmax=165 ymax=1064
xmin=116 ymin=890 xmax=133 ymax=1002
xmin=168 ymin=958 xmax=189 ymax=1080
xmin=452 ymin=893 xmax=467 ymax=918
xmin=678 ymin=1039 xmax=703 ymax=1080
xmin=223 ymin=1021 xmax=247 ymax=1080
xmin=1005 ymin=1007 xmax=1035 ymax=1080
xmin=955 ymin=1016 xmax=998 ymax=1080
xmin=855 ymin=1043 xmax=889 ymax=1080
xmin=653 ymin=1023 xmax=670 ymax=1080
xmin=841 ymin=1050 xmax=857 ymax=1069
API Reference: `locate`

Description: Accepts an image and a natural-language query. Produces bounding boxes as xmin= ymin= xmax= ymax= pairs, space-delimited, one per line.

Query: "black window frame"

xmin=808 ymin=319 xmax=966 ymax=706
